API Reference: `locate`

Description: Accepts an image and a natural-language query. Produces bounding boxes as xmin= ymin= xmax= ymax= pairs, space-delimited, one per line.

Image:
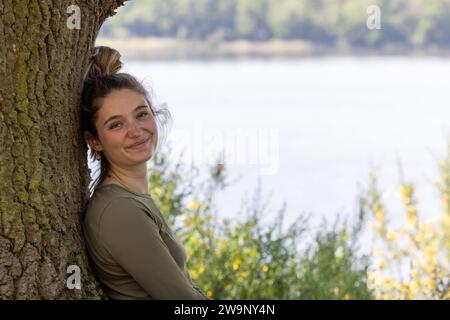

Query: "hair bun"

xmin=86 ymin=46 xmax=122 ymax=80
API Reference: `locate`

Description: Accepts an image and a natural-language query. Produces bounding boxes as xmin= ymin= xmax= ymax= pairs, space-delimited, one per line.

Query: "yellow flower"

xmin=399 ymin=185 xmax=413 ymax=204
xmin=445 ymin=290 xmax=450 ymax=300
xmin=406 ymin=212 xmax=417 ymax=225
xmin=398 ymin=282 xmax=409 ymax=293
xmin=242 ymin=271 xmax=251 ymax=278
xmin=262 ymin=264 xmax=269 ymax=273
xmin=377 ymin=259 xmax=387 ymax=270
xmin=410 ymin=280 xmax=419 ymax=295
xmin=386 ymin=230 xmax=399 ymax=242
xmin=207 ymin=290 xmax=213 ymax=297
xmin=344 ymin=293 xmax=351 ymax=300
xmin=372 ymin=248 xmax=384 ymax=257
xmin=381 ymin=277 xmax=396 ymax=288
xmin=187 ymin=200 xmax=201 ymax=210
xmin=407 ymin=205 xmax=417 ymax=215
xmin=153 ymin=187 xmax=163 ymax=197
xmin=218 ymin=238 xmax=227 ymax=249
xmin=424 ymin=260 xmax=437 ymax=274
xmin=375 ymin=208 xmax=384 ymax=223
xmin=367 ymin=271 xmax=376 ymax=282
xmin=424 ymin=244 xmax=437 ymax=261
xmin=335 ymin=246 xmax=344 ymax=261
xmin=198 ymin=264 xmax=205 ymax=274
xmin=232 ymin=260 xmax=240 ymax=270
xmin=190 ymin=269 xmax=198 ymax=278
xmin=428 ymin=278 xmax=437 ymax=290
xmin=414 ymin=233 xmax=424 ymax=243
xmin=247 ymin=247 xmax=258 ymax=258
xmin=401 ymin=226 xmax=409 ymax=235
xmin=381 ymin=293 xmax=392 ymax=300
xmin=441 ymin=214 xmax=450 ymax=226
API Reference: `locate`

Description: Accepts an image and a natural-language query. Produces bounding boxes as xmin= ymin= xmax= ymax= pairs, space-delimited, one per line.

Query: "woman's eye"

xmin=110 ymin=122 xmax=122 ymax=129
xmin=137 ymin=111 xmax=149 ymax=119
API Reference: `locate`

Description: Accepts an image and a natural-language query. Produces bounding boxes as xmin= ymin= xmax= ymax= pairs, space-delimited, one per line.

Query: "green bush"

xmin=148 ymin=146 xmax=374 ymax=299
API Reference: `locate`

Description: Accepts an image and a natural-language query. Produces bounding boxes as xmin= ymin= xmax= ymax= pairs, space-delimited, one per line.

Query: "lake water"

xmin=90 ymin=57 xmax=450 ymax=235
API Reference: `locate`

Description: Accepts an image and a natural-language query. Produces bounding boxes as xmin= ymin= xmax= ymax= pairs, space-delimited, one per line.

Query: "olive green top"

xmin=83 ymin=183 xmax=208 ymax=300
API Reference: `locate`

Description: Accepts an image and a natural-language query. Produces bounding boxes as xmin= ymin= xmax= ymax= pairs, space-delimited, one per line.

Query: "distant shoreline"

xmin=96 ymin=37 xmax=450 ymax=60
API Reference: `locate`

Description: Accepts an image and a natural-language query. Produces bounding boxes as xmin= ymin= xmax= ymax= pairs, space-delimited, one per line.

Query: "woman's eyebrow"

xmin=103 ymin=105 xmax=149 ymax=126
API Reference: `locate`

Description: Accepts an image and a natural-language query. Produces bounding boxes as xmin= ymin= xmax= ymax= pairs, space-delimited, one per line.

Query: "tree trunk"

xmin=0 ymin=0 xmax=127 ymax=299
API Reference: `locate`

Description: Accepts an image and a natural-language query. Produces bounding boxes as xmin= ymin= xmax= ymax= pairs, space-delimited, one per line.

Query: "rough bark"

xmin=0 ymin=0 xmax=127 ymax=299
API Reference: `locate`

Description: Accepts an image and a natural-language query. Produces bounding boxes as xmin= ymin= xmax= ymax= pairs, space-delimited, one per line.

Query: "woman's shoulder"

xmin=85 ymin=184 xmax=163 ymax=232
xmin=89 ymin=184 xmax=151 ymax=208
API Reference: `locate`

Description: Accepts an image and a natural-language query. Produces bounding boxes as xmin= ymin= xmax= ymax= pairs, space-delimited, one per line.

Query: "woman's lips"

xmin=127 ymin=138 xmax=149 ymax=150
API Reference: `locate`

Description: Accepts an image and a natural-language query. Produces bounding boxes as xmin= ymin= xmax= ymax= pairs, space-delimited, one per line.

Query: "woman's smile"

xmin=126 ymin=137 xmax=150 ymax=150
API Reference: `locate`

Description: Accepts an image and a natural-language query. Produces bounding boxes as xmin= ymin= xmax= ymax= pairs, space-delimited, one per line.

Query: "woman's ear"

xmin=84 ymin=131 xmax=103 ymax=152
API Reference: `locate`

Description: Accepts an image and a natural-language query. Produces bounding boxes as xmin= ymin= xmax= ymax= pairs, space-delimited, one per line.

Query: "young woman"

xmin=81 ymin=46 xmax=209 ymax=300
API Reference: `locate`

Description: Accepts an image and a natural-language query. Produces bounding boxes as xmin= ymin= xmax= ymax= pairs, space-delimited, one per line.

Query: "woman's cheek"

xmin=106 ymin=132 xmax=122 ymax=151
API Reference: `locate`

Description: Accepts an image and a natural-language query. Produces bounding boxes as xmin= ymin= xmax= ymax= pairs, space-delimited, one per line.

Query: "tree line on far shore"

xmin=102 ymin=0 xmax=450 ymax=50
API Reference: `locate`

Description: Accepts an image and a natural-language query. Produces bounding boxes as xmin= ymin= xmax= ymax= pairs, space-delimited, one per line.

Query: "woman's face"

xmin=88 ymin=88 xmax=158 ymax=168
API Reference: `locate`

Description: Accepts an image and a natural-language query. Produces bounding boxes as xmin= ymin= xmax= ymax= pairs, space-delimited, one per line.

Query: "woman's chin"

xmin=131 ymin=146 xmax=155 ymax=162
xmin=121 ymin=140 xmax=156 ymax=164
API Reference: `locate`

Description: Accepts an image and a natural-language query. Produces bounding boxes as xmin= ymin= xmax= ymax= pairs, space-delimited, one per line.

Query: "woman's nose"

xmin=127 ymin=121 xmax=142 ymax=137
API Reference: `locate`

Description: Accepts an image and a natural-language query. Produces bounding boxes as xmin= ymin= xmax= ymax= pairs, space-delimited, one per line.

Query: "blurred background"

xmin=90 ymin=0 xmax=450 ymax=299
xmin=95 ymin=0 xmax=450 ymax=229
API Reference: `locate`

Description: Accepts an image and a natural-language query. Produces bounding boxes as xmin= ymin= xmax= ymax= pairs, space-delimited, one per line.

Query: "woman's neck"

xmin=103 ymin=163 xmax=149 ymax=195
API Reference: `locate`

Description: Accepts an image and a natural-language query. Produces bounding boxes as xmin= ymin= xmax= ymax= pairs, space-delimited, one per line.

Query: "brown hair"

xmin=80 ymin=46 xmax=171 ymax=194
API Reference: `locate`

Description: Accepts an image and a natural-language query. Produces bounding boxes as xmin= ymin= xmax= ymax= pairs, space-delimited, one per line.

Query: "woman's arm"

xmin=100 ymin=198 xmax=207 ymax=300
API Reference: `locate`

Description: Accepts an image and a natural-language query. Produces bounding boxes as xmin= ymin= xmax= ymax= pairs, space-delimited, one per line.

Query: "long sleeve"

xmin=99 ymin=198 xmax=207 ymax=300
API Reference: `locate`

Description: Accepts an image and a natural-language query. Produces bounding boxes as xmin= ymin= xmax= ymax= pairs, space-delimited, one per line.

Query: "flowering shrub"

xmin=148 ymin=147 xmax=373 ymax=299
xmin=147 ymin=144 xmax=450 ymax=299
xmin=361 ymin=158 xmax=450 ymax=299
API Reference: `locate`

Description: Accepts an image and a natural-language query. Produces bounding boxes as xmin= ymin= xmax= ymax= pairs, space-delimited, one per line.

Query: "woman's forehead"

xmin=98 ymin=89 xmax=148 ymax=117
